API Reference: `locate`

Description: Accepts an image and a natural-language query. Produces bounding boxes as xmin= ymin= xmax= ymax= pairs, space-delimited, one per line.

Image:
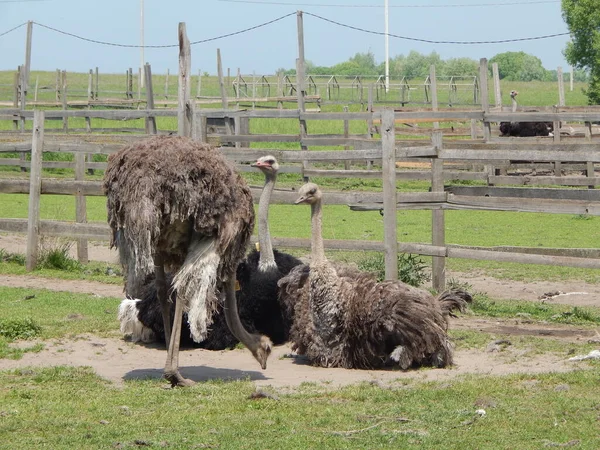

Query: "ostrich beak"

xmin=251 ymin=161 xmax=269 ymax=168
xmin=294 ymin=196 xmax=306 ymax=204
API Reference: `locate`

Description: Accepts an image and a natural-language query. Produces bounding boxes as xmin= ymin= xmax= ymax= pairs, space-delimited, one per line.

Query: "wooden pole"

xmin=381 ymin=108 xmax=398 ymax=281
xmin=429 ymin=65 xmax=439 ymax=129
xmin=492 ymin=62 xmax=501 ymax=108
xmin=296 ymin=11 xmax=309 ymax=180
xmin=177 ymin=22 xmax=192 ymax=138
xmin=94 ymin=67 xmax=99 ymax=100
xmin=557 ymin=66 xmax=565 ymax=107
xmin=144 ymin=63 xmax=157 ymax=134
xmin=479 ymin=58 xmax=491 ymax=141
xmin=75 ymin=152 xmax=88 ymax=264
xmin=61 ymin=70 xmax=68 ymax=133
xmin=12 ymin=69 xmax=19 ymax=131
xmin=23 ymin=21 xmax=33 ymax=96
xmin=217 ymin=48 xmax=228 ymax=109
xmin=431 ymin=131 xmax=445 ymax=291
xmin=26 ymin=110 xmax=45 ymax=272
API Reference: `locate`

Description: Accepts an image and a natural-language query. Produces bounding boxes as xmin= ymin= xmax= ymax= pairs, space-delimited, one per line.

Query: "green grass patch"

xmin=0 ymin=287 xmax=121 ymax=341
xmin=0 ymin=366 xmax=598 ymax=449
xmin=470 ymin=294 xmax=600 ymax=325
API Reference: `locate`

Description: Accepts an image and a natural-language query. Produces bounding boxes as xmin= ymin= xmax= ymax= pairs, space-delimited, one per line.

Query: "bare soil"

xmin=1 ymin=234 xmax=599 ymax=388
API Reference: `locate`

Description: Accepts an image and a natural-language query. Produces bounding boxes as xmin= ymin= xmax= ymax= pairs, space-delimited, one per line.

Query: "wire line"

xmin=305 ymin=11 xmax=570 ymax=44
xmin=32 ymin=12 xmax=295 ymax=48
xmin=218 ymin=0 xmax=560 ymax=7
xmin=0 ymin=22 xmax=27 ymax=38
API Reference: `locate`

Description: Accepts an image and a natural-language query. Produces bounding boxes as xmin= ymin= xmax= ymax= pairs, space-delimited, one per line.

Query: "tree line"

xmin=280 ymin=50 xmax=589 ymax=83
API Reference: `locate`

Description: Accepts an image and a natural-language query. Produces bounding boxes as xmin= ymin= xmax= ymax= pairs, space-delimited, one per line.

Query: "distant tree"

xmin=394 ymin=51 xmax=443 ymax=79
xmin=441 ymin=57 xmax=479 ymax=77
xmin=562 ymin=0 xmax=600 ymax=104
xmin=489 ymin=51 xmax=549 ymax=81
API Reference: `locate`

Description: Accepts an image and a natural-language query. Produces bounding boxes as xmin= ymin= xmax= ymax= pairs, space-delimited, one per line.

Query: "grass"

xmin=0 ymin=366 xmax=598 ymax=449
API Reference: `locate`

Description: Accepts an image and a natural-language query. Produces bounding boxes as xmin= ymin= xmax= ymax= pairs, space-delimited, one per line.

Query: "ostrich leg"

xmin=154 ymin=255 xmax=171 ymax=347
xmin=154 ymin=254 xmax=194 ymax=387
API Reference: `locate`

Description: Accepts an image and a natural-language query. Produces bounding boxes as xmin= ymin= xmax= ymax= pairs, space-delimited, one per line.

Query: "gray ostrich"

xmin=278 ymin=183 xmax=471 ymax=370
xmin=103 ymin=135 xmax=272 ymax=386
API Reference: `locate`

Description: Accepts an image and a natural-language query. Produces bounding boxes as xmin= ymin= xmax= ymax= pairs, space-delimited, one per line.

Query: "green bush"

xmin=38 ymin=241 xmax=82 ymax=271
xmin=358 ymin=252 xmax=430 ymax=287
xmin=0 ymin=248 xmax=26 ymax=265
xmin=0 ymin=318 xmax=42 ymax=340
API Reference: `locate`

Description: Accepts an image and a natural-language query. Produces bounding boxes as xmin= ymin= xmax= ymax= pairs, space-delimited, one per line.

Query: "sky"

xmin=0 ymin=0 xmax=572 ymax=76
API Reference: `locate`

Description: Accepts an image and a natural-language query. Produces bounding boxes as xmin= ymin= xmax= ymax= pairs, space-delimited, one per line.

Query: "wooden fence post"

xmin=431 ymin=131 xmax=446 ymax=291
xmin=144 ymin=63 xmax=157 ymax=134
xmin=479 ymin=58 xmax=493 ymax=181
xmin=429 ymin=65 xmax=439 ymax=129
xmin=75 ymin=152 xmax=88 ymax=264
xmin=177 ymin=22 xmax=192 ymax=138
xmin=297 ymin=11 xmax=309 ymax=180
xmin=381 ymin=108 xmax=398 ymax=281
xmin=343 ymin=106 xmax=350 ymax=169
xmin=94 ymin=67 xmax=99 ymax=100
xmin=12 ymin=68 xmax=19 ymax=131
xmin=492 ymin=62 xmax=501 ymax=108
xmin=26 ymin=110 xmax=45 ymax=272
xmin=61 ymin=70 xmax=68 ymax=133
xmin=216 ymin=49 xmax=233 ymax=144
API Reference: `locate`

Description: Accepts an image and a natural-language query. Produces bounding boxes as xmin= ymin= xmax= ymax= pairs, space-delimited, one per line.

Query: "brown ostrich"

xmin=103 ymin=135 xmax=272 ymax=386
xmin=278 ymin=183 xmax=471 ymax=370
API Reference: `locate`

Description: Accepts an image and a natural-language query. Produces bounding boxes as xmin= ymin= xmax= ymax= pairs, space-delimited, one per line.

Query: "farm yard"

xmin=1 ymin=17 xmax=600 ymax=450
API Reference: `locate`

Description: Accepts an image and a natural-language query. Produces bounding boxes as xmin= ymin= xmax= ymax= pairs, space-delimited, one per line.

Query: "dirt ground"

xmin=1 ymin=234 xmax=599 ymax=388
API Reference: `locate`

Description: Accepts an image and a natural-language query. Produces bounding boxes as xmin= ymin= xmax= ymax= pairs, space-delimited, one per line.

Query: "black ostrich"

xmin=499 ymin=90 xmax=553 ymax=137
xmin=117 ymin=155 xmax=302 ymax=348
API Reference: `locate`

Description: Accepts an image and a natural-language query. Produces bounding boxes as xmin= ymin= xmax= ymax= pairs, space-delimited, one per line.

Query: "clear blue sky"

xmin=0 ymin=0 xmax=571 ymax=75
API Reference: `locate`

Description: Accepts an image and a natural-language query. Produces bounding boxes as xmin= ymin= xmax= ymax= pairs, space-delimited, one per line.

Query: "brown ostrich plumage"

xmin=278 ymin=183 xmax=472 ymax=370
xmin=104 ymin=135 xmax=271 ymax=386
xmin=104 ymin=135 xmax=253 ymax=299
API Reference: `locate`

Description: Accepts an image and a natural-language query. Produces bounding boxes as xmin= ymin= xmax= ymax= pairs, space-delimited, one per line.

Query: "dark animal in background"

xmin=117 ymin=155 xmax=301 ymax=349
xmin=499 ymin=90 xmax=553 ymax=137
xmin=278 ymin=183 xmax=472 ymax=370
xmin=104 ymin=135 xmax=271 ymax=387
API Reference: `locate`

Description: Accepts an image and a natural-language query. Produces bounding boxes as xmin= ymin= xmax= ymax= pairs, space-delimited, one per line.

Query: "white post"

xmin=140 ymin=0 xmax=145 ymax=88
xmin=384 ymin=0 xmax=390 ymax=93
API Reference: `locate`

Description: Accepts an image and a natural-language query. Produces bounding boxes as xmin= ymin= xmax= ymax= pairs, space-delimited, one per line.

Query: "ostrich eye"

xmin=309 ymin=188 xmax=316 ymax=195
xmin=266 ymin=159 xmax=275 ymax=165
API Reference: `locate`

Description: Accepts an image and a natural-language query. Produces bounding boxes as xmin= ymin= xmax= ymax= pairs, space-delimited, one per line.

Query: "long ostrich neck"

xmin=511 ymin=96 xmax=517 ymax=113
xmin=310 ymin=199 xmax=326 ymax=264
xmin=224 ymin=278 xmax=261 ymax=349
xmin=258 ymin=171 xmax=276 ymax=270
xmin=308 ymin=196 xmax=343 ymax=345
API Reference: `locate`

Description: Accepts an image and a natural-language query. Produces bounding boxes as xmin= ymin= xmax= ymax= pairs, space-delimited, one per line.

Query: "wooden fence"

xmin=1 ymin=105 xmax=599 ymax=290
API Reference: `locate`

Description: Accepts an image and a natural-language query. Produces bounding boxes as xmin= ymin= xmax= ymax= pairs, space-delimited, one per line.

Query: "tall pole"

xmin=384 ymin=0 xmax=389 ymax=93
xmin=24 ymin=21 xmax=33 ymax=94
xmin=140 ymin=0 xmax=145 ymax=88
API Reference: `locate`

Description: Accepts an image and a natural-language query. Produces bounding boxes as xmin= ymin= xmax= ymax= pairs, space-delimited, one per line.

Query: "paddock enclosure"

xmin=0 ymin=21 xmax=599 ymax=292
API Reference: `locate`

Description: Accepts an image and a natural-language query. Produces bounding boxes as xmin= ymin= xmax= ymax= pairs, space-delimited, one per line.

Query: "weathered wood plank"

xmin=26 ymin=111 xmax=44 ymax=271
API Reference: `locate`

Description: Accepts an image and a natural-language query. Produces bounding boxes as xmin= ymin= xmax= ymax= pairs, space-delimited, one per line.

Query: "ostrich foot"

xmin=164 ymin=371 xmax=196 ymax=387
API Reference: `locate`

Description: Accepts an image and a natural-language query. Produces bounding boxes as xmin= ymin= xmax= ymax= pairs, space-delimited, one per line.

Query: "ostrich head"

xmin=294 ymin=182 xmax=322 ymax=205
xmin=510 ymin=90 xmax=518 ymax=99
xmin=251 ymin=335 xmax=273 ymax=370
xmin=251 ymin=155 xmax=280 ymax=174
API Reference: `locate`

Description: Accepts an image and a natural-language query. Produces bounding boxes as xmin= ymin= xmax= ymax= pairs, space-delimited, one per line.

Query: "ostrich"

xmin=235 ymin=155 xmax=303 ymax=344
xmin=116 ymin=155 xmax=302 ymax=348
xmin=278 ymin=183 xmax=472 ymax=370
xmin=499 ymin=90 xmax=553 ymax=137
xmin=118 ymin=272 xmax=239 ymax=350
xmin=104 ymin=135 xmax=272 ymax=386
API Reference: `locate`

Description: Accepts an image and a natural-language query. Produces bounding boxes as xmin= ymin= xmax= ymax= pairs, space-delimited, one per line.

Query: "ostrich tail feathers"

xmin=117 ymin=298 xmax=156 ymax=343
xmin=437 ymin=289 xmax=473 ymax=317
xmin=172 ymin=236 xmax=220 ymax=343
